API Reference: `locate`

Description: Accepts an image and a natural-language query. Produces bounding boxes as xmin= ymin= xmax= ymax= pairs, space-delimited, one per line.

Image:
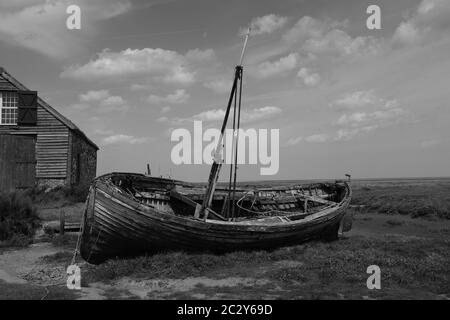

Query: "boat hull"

xmin=80 ymin=174 xmax=352 ymax=264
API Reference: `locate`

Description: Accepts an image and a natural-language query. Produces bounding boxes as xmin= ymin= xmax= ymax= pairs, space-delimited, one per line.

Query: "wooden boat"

xmin=79 ymin=32 xmax=353 ymax=264
xmin=79 ymin=172 xmax=352 ymax=264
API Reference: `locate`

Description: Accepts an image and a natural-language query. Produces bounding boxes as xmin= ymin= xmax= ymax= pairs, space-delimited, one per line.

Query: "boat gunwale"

xmin=90 ymin=173 xmax=352 ymax=230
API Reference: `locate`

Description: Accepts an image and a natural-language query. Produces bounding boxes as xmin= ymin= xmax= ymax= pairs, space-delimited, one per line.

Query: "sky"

xmin=0 ymin=0 xmax=449 ymax=181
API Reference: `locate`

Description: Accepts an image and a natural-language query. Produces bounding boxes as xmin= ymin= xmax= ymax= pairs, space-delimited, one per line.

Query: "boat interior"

xmin=106 ymin=173 xmax=347 ymax=222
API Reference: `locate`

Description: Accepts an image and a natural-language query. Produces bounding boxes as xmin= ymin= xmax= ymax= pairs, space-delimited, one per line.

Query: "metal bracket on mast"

xmin=200 ymin=28 xmax=251 ymax=221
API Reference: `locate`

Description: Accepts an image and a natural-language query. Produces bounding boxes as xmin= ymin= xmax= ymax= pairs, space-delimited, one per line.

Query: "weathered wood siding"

xmin=0 ymin=105 xmax=70 ymax=181
xmin=0 ymin=74 xmax=69 ymax=184
xmin=0 ymin=75 xmax=16 ymax=90
xmin=67 ymin=130 xmax=97 ymax=188
xmin=35 ymin=107 xmax=69 ymax=180
xmin=0 ymin=71 xmax=97 ymax=189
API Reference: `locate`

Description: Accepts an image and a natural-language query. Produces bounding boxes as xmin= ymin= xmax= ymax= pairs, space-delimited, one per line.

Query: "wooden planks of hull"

xmin=79 ymin=173 xmax=352 ymax=264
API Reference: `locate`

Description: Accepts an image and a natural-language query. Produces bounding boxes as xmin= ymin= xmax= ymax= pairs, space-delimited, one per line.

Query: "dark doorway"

xmin=0 ymin=134 xmax=36 ymax=191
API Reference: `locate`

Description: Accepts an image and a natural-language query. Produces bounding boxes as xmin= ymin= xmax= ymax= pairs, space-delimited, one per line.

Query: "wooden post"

xmin=304 ymin=199 xmax=308 ymax=214
xmin=60 ymin=210 xmax=65 ymax=235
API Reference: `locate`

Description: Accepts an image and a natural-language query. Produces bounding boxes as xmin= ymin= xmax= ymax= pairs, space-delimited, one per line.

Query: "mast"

xmin=200 ymin=28 xmax=251 ymax=220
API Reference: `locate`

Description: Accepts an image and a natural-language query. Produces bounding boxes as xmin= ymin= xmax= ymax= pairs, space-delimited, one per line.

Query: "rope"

xmin=71 ymin=211 xmax=84 ymax=265
xmin=71 ymin=188 xmax=89 ymax=266
xmin=86 ymin=228 xmax=101 ymax=264
xmin=235 ymin=191 xmax=287 ymax=216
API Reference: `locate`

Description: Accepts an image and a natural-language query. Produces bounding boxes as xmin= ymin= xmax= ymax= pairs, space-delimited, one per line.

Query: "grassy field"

xmin=351 ymin=178 xmax=450 ymax=219
xmin=0 ymin=178 xmax=449 ymax=299
xmin=79 ymin=231 xmax=449 ymax=299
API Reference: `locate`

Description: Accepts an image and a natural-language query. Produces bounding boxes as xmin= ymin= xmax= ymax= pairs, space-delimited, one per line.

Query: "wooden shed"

xmin=0 ymin=67 xmax=98 ymax=191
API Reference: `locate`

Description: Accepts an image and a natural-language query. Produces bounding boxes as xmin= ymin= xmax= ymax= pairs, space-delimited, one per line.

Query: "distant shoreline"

xmin=212 ymin=176 xmax=450 ymax=185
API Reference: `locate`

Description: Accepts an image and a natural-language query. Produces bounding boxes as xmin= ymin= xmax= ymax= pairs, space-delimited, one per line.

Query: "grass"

xmin=50 ymin=234 xmax=79 ymax=249
xmin=40 ymin=251 xmax=74 ymax=264
xmin=78 ymin=179 xmax=450 ymax=299
xmin=2 ymin=178 xmax=449 ymax=299
xmin=82 ymin=236 xmax=450 ymax=297
xmin=384 ymin=219 xmax=405 ymax=227
xmin=0 ymin=191 xmax=40 ymax=247
xmin=0 ymin=280 xmax=79 ymax=300
xmin=24 ymin=185 xmax=88 ymax=208
xmin=351 ymin=181 xmax=450 ymax=219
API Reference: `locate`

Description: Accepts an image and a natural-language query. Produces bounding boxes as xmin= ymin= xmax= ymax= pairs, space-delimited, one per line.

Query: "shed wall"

xmin=68 ymin=131 xmax=97 ymax=188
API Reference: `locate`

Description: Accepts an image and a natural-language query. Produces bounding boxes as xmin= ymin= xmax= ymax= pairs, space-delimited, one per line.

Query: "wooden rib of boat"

xmin=79 ymin=172 xmax=352 ymax=264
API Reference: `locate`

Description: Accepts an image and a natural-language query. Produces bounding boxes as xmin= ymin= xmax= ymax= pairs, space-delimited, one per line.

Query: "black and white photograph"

xmin=0 ymin=0 xmax=449 ymax=305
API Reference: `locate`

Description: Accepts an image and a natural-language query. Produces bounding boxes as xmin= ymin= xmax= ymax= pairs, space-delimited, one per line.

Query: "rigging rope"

xmin=71 ymin=196 xmax=86 ymax=266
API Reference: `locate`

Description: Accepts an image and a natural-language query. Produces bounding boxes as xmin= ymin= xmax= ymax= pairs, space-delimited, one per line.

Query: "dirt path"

xmin=0 ymin=240 xmax=107 ymax=299
xmin=0 ymin=243 xmax=59 ymax=284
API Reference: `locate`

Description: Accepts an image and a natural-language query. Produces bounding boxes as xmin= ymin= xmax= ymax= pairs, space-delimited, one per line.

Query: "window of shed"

xmin=0 ymin=92 xmax=18 ymax=125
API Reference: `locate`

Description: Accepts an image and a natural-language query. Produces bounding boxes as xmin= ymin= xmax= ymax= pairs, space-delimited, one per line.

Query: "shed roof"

xmin=0 ymin=67 xmax=99 ymax=150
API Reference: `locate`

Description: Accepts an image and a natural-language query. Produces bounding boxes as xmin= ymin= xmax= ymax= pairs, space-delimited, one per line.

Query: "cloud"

xmin=305 ymin=134 xmax=330 ymax=143
xmin=334 ymin=109 xmax=403 ymax=138
xmin=285 ymin=133 xmax=330 ymax=145
xmin=282 ymin=16 xmax=344 ymax=45
xmin=157 ymin=116 xmax=169 ymax=123
xmin=207 ymin=106 xmax=282 ymax=123
xmin=102 ymin=134 xmax=149 ymax=145
xmin=0 ymin=1 xmax=44 ymax=10
xmin=286 ymin=92 xmax=405 ymax=146
xmin=185 ymin=48 xmax=215 ymax=61
xmin=162 ymin=106 xmax=282 ymax=125
xmin=286 ymin=126 xmax=380 ymax=146
xmin=0 ymin=0 xmax=131 ymax=59
xmin=284 ymin=136 xmax=303 ymax=147
xmin=332 ymin=90 xmax=377 ymax=109
xmin=393 ymin=0 xmax=450 ymax=46
xmin=393 ymin=22 xmax=422 ymax=45
xmin=333 ymin=91 xmax=404 ymax=140
xmin=69 ymin=103 xmax=90 ymax=111
xmin=100 ymin=95 xmax=127 ymax=112
xmin=80 ymin=90 xmax=109 ymax=102
xmin=148 ymin=89 xmax=190 ymax=105
xmin=130 ymin=84 xmax=151 ymax=91
xmin=283 ymin=16 xmax=380 ymax=58
xmin=94 ymin=128 xmax=114 ymax=136
xmin=191 ymin=109 xmax=225 ymax=122
xmin=335 ymin=126 xmax=379 ymax=141
xmin=297 ymin=68 xmax=320 ymax=87
xmin=160 ymin=106 xmax=171 ymax=113
xmin=420 ymin=139 xmax=442 ymax=148
xmin=71 ymin=89 xmax=129 ymax=113
xmin=254 ymin=53 xmax=299 ymax=79
xmin=203 ymin=78 xmax=232 ymax=94
xmin=249 ymin=16 xmax=382 ymax=81
xmin=240 ymin=14 xmax=288 ymax=36
xmin=333 ymin=91 xmax=404 ymax=139
xmin=61 ymin=48 xmax=214 ymax=84
xmin=331 ymin=90 xmax=399 ymax=110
